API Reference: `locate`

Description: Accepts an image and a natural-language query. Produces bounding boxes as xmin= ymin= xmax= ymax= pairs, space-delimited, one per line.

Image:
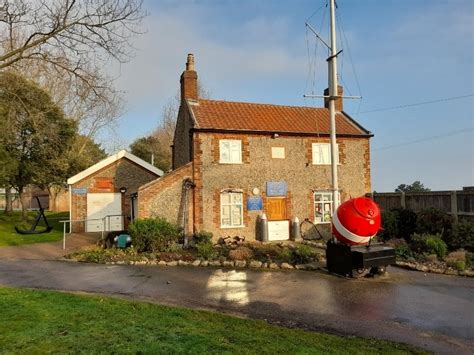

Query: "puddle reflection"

xmin=206 ymin=269 xmax=249 ymax=305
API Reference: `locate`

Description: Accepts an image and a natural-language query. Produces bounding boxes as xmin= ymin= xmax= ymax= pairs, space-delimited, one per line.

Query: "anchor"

xmin=15 ymin=196 xmax=53 ymax=235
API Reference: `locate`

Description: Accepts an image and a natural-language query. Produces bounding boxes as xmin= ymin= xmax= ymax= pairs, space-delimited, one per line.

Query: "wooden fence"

xmin=367 ymin=187 xmax=474 ymax=222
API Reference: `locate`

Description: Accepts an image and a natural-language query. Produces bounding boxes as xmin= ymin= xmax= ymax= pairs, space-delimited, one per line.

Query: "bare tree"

xmin=152 ymin=83 xmax=210 ymax=168
xmin=0 ymin=0 xmax=146 ymax=146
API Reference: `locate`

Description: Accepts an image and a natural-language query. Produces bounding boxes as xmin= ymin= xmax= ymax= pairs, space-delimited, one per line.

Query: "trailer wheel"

xmin=370 ymin=266 xmax=387 ymax=275
xmin=352 ymin=268 xmax=369 ymax=278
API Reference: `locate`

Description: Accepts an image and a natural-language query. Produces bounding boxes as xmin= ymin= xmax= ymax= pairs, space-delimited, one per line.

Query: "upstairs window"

xmin=219 ymin=139 xmax=242 ymax=164
xmin=312 ymin=143 xmax=339 ymax=165
xmin=220 ymin=191 xmax=244 ymax=228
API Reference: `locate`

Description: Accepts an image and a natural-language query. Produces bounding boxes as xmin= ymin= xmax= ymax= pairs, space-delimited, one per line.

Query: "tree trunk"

xmin=47 ymin=186 xmax=57 ymax=212
xmin=18 ymin=187 xmax=28 ymax=221
xmin=4 ymin=187 xmax=13 ymax=215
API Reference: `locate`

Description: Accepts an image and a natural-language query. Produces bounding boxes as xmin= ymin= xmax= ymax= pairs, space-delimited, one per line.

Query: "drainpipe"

xmin=68 ymin=185 xmax=72 ymax=233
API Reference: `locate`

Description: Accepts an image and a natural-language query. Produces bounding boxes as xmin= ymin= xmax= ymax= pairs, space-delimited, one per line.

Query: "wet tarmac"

xmin=0 ymin=259 xmax=472 ymax=354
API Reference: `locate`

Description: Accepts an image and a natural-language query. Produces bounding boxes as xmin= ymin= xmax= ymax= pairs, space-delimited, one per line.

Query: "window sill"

xmin=218 ymin=161 xmax=244 ymax=165
xmin=220 ymin=225 xmax=245 ymax=229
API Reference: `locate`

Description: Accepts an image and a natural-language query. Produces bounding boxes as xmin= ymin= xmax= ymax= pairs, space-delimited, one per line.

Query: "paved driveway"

xmin=0 ymin=233 xmax=100 ymax=260
xmin=0 ymin=259 xmax=472 ymax=354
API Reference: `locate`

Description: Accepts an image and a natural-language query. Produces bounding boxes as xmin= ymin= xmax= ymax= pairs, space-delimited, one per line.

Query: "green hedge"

xmin=128 ymin=218 xmax=180 ymax=253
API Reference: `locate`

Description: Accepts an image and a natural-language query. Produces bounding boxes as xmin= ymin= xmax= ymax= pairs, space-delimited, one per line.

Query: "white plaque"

xmin=268 ymin=220 xmax=290 ymax=241
xmin=271 ymin=147 xmax=285 ymax=159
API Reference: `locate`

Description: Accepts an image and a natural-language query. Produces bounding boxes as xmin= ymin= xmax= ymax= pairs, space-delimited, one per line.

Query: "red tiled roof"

xmin=188 ymin=99 xmax=370 ymax=136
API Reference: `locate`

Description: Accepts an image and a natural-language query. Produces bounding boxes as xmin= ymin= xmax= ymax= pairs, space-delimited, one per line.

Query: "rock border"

xmin=395 ymin=261 xmax=474 ymax=277
xmin=102 ymin=258 xmax=324 ymax=271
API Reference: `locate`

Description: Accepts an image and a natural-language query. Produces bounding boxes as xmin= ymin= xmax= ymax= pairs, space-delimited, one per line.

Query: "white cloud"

xmin=111 ymin=5 xmax=306 ymax=108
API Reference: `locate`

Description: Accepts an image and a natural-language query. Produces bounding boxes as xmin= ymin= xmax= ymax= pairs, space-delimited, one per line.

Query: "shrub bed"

xmin=68 ymin=225 xmax=325 ymax=271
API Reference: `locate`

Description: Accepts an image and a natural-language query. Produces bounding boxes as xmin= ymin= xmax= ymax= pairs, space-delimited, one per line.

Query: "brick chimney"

xmin=180 ymin=53 xmax=198 ymax=102
xmin=324 ymin=85 xmax=343 ymax=112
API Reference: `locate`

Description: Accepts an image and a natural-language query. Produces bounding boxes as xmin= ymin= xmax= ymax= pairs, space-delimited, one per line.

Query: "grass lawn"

xmin=0 ymin=211 xmax=68 ymax=247
xmin=0 ymin=287 xmax=422 ymax=354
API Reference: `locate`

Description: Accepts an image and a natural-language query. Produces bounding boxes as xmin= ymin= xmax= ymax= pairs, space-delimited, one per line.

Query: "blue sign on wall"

xmin=72 ymin=188 xmax=87 ymax=194
xmin=247 ymin=196 xmax=263 ymax=211
xmin=266 ymin=181 xmax=288 ymax=196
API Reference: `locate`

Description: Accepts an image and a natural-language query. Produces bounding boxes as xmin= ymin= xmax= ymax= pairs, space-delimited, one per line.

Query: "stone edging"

xmin=101 ymin=259 xmax=323 ymax=271
xmin=395 ymin=261 xmax=474 ymax=277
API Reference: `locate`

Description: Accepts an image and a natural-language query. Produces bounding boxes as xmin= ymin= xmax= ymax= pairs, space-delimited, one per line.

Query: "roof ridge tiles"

xmin=197 ymin=98 xmax=328 ymax=111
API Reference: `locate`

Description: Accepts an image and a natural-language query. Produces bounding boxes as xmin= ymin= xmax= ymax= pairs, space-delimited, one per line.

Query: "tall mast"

xmin=304 ymin=1 xmax=362 ymax=210
xmin=328 ymin=0 xmax=339 ymax=210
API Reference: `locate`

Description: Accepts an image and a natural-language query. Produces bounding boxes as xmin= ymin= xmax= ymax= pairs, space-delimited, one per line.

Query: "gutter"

xmin=191 ymin=127 xmax=374 ymax=138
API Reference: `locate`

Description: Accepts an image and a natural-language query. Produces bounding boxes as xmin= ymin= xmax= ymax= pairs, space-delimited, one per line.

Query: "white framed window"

xmin=220 ymin=191 xmax=244 ymax=228
xmin=312 ymin=143 xmax=339 ymax=165
xmin=219 ymin=139 xmax=242 ymax=164
xmin=314 ymin=191 xmax=340 ymax=224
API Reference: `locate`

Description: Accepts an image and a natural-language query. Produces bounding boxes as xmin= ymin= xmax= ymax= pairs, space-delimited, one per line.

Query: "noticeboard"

xmin=266 ymin=181 xmax=288 ymax=196
xmin=247 ymin=196 xmax=263 ymax=211
xmin=72 ymin=188 xmax=87 ymax=194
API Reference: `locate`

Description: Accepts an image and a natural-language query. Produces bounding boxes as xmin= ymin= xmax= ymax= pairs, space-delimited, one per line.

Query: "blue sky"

xmin=108 ymin=0 xmax=473 ymax=192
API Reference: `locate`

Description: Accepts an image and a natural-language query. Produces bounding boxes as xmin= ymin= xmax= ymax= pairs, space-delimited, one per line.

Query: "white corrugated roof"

xmin=67 ymin=150 xmax=163 ymax=185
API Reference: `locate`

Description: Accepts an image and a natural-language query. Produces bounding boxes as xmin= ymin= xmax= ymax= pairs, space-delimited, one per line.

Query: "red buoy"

xmin=332 ymin=197 xmax=381 ymax=246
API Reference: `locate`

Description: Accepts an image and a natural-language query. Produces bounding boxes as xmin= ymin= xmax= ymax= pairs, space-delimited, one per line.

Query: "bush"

xmin=416 ymin=208 xmax=453 ymax=237
xmin=129 ymin=218 xmax=180 ymax=253
xmin=193 ymin=231 xmax=213 ymax=245
xmin=380 ymin=210 xmax=399 ymax=240
xmin=396 ymin=209 xmax=418 ymax=242
xmin=395 ymin=244 xmax=413 ymax=260
xmin=425 ymin=236 xmax=448 ymax=259
xmin=196 ymin=242 xmax=216 ymax=260
xmin=276 ymin=248 xmax=293 ymax=263
xmin=466 ymin=253 xmax=474 ymax=269
xmin=411 ymin=233 xmax=447 ymax=259
xmin=252 ymin=244 xmax=281 ymax=263
xmin=68 ymin=246 xmax=144 ymax=264
xmin=446 ymin=220 xmax=474 ymax=251
xmin=228 ymin=246 xmax=253 ymax=261
xmin=448 ymin=260 xmax=466 ymax=271
xmin=291 ymin=244 xmax=313 ymax=264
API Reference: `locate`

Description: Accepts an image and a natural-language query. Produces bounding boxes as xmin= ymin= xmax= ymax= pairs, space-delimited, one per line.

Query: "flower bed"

xmin=66 ymin=240 xmax=327 ymax=271
xmin=386 ymin=238 xmax=474 ymax=277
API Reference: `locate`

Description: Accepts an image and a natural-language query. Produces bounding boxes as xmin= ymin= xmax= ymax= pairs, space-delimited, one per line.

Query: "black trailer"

xmin=326 ymin=240 xmax=396 ymax=278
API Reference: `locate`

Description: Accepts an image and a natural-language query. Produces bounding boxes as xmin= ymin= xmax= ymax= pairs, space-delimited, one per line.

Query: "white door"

xmin=86 ymin=193 xmax=123 ymax=232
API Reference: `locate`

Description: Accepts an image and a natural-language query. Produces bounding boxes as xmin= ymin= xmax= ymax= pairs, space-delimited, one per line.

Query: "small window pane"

xmin=232 ymin=193 xmax=242 ymax=204
xmin=221 ymin=193 xmax=231 ymax=204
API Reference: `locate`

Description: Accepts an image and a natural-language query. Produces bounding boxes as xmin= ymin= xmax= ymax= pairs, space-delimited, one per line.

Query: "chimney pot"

xmin=180 ymin=53 xmax=198 ymax=102
xmin=186 ymin=53 xmax=195 ymax=71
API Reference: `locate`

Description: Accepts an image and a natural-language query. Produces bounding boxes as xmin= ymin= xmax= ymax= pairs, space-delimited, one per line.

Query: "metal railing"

xmin=59 ymin=214 xmax=125 ymax=250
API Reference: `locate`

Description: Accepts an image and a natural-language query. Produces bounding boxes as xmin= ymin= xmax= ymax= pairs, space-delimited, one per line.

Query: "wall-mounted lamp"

xmin=119 ymin=187 xmax=127 ymax=194
xmin=272 ymin=133 xmax=279 ymax=139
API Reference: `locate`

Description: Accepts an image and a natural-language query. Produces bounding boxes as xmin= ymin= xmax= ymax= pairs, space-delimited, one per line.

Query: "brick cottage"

xmin=137 ymin=54 xmax=373 ymax=241
xmin=68 ymin=151 xmax=162 ymax=233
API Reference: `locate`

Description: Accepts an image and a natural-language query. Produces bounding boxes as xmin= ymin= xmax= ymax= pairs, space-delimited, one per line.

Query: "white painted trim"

xmin=67 ymin=150 xmax=163 ymax=185
xmin=186 ymin=99 xmax=199 ymax=127
xmin=332 ymin=212 xmax=375 ymax=244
